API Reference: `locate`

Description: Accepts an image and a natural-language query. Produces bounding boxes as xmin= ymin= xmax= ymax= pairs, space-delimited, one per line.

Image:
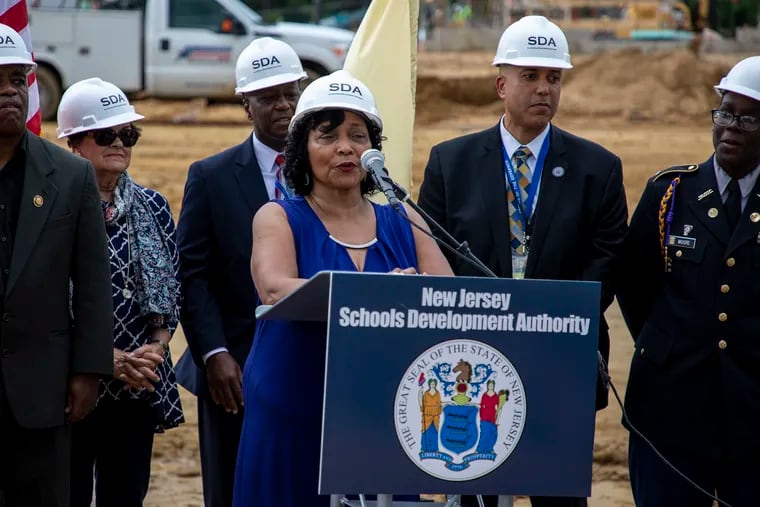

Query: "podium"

xmin=258 ymin=271 xmax=600 ymax=506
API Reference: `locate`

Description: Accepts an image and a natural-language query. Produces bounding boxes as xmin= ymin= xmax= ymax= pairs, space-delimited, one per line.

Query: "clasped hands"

xmin=114 ymin=342 xmax=165 ymax=392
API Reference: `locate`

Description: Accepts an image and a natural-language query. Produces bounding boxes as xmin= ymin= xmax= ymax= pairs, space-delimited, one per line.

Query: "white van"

xmin=28 ymin=0 xmax=355 ymax=119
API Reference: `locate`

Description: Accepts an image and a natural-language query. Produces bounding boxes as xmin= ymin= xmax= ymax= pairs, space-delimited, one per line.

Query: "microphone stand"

xmin=389 ymin=180 xmax=498 ymax=279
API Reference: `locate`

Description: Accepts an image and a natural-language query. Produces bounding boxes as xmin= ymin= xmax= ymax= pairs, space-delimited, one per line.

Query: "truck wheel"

xmin=302 ymin=62 xmax=328 ymax=86
xmin=35 ymin=66 xmax=62 ymax=122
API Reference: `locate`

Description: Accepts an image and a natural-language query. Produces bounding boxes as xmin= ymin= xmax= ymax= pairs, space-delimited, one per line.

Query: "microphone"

xmin=360 ymin=149 xmax=402 ymax=210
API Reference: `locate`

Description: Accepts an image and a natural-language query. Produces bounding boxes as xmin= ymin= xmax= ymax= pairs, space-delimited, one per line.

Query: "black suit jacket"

xmin=418 ymin=123 xmax=628 ymax=409
xmin=0 ymin=134 xmax=113 ymax=428
xmin=175 ymin=135 xmax=269 ymax=396
xmin=619 ymin=158 xmax=760 ymax=461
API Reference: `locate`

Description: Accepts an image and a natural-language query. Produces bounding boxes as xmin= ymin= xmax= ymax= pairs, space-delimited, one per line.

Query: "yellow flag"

xmin=343 ymin=0 xmax=419 ymax=191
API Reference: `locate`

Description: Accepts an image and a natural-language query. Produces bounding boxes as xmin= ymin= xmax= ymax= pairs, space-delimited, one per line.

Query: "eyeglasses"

xmin=89 ymin=126 xmax=141 ymax=147
xmin=711 ymin=109 xmax=760 ymax=132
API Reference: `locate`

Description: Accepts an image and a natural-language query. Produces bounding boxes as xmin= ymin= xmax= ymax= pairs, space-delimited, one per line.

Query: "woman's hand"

xmin=390 ymin=267 xmax=418 ymax=275
xmin=114 ymin=347 xmax=162 ymax=392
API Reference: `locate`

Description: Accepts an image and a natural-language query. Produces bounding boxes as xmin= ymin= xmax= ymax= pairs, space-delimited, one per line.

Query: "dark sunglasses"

xmin=89 ymin=126 xmax=141 ymax=147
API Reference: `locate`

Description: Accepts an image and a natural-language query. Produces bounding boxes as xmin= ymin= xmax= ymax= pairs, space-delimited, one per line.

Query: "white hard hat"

xmin=289 ymin=70 xmax=382 ymax=132
xmin=235 ymin=37 xmax=306 ymax=95
xmin=714 ymin=56 xmax=760 ymax=103
xmin=0 ymin=24 xmax=36 ymax=72
xmin=56 ymin=78 xmax=144 ymax=138
xmin=492 ymin=16 xmax=572 ymax=69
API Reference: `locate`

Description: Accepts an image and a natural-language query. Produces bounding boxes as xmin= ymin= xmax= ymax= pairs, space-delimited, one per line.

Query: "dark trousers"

xmin=0 ymin=373 xmax=70 ymax=507
xmin=70 ymin=399 xmax=156 ymax=507
xmin=629 ymin=433 xmax=757 ymax=507
xmin=461 ymin=495 xmax=587 ymax=507
xmin=198 ymin=394 xmax=244 ymax=507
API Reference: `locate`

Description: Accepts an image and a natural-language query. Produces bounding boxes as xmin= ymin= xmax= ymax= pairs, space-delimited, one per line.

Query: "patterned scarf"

xmin=104 ymin=172 xmax=178 ymax=318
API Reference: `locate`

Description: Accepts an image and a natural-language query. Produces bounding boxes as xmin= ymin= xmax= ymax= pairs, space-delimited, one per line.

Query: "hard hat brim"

xmin=289 ymin=104 xmax=383 ymax=133
xmin=235 ymin=71 xmax=307 ymax=95
xmin=57 ymin=110 xmax=145 ymax=139
xmin=714 ymin=81 xmax=760 ymax=103
xmin=0 ymin=57 xmax=37 ymax=73
xmin=492 ymin=56 xmax=572 ymax=69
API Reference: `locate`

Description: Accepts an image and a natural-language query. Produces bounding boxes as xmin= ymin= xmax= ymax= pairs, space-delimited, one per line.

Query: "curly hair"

xmin=283 ymin=109 xmax=383 ymax=196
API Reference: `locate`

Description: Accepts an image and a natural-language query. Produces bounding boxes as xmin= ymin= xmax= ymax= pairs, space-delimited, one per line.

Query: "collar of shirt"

xmin=499 ymin=118 xmax=550 ymax=174
xmin=251 ymin=132 xmax=282 ymax=177
xmin=712 ymin=154 xmax=760 ymax=208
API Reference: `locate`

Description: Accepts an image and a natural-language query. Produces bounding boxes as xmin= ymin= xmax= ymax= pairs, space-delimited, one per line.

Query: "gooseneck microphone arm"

xmin=389 ymin=180 xmax=498 ymax=278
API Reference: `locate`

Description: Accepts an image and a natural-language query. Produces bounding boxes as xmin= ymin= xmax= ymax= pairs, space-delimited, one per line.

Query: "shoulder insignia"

xmin=651 ymin=164 xmax=699 ymax=182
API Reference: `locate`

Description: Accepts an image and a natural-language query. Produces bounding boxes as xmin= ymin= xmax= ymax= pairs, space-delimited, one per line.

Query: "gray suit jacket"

xmin=0 ymin=133 xmax=113 ymax=429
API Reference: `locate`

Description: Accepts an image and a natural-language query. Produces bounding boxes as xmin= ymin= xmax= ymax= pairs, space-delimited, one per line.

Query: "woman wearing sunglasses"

xmin=56 ymin=78 xmax=184 ymax=507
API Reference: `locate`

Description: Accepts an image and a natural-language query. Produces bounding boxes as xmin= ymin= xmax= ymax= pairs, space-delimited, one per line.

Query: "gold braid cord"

xmin=658 ymin=176 xmax=681 ymax=271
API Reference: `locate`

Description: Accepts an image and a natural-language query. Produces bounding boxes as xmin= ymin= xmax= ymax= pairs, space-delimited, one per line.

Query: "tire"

xmin=301 ymin=62 xmax=328 ymax=87
xmin=35 ymin=65 xmax=62 ymax=122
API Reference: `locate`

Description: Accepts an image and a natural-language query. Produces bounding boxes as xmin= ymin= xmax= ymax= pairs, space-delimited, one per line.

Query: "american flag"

xmin=0 ymin=0 xmax=41 ymax=134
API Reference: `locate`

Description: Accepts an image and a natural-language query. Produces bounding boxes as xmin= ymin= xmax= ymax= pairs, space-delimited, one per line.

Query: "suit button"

xmin=720 ymin=284 xmax=730 ymax=294
xmin=718 ymin=312 xmax=728 ymax=322
xmin=1 ymin=313 xmax=8 ymax=323
xmin=718 ymin=340 xmax=727 ymax=350
xmin=0 ymin=348 xmax=7 ymax=357
xmin=726 ymin=257 xmax=735 ymax=267
xmin=640 ymin=347 xmax=645 ymax=355
xmin=675 ymin=250 xmax=683 ymax=258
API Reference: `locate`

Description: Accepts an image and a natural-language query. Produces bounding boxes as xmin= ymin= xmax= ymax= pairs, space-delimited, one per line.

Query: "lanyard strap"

xmin=502 ymin=134 xmax=551 ymax=233
xmin=274 ymin=179 xmax=291 ymax=199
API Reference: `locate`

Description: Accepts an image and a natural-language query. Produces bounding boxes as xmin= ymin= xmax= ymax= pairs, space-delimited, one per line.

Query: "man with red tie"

xmin=174 ymin=37 xmax=305 ymax=507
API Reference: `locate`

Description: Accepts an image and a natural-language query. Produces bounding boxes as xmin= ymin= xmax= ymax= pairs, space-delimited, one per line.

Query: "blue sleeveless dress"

xmin=233 ymin=197 xmax=418 ymax=507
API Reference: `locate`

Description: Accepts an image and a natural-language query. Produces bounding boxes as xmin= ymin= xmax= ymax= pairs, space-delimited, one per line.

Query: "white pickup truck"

xmin=28 ymin=0 xmax=354 ymax=120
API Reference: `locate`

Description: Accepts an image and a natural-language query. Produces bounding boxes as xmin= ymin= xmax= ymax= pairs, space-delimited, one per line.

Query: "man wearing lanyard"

xmin=418 ymin=15 xmax=628 ymax=507
xmin=174 ymin=37 xmax=305 ymax=507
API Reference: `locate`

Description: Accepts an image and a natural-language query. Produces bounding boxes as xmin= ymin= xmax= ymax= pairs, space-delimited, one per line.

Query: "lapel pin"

xmin=751 ymin=212 xmax=760 ymax=223
xmin=551 ymin=166 xmax=565 ymax=178
xmin=697 ymin=189 xmax=714 ymax=201
xmin=33 ymin=195 xmax=44 ymax=208
xmin=683 ymin=224 xmax=693 ymax=235
xmin=708 ymin=207 xmax=719 ymax=218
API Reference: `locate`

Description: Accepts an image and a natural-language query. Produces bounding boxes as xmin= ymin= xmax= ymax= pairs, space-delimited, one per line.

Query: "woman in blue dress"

xmin=233 ymin=70 xmax=453 ymax=507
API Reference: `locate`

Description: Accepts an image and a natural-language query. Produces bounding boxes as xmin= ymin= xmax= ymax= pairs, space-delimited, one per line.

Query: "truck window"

xmin=169 ymin=0 xmax=242 ymax=33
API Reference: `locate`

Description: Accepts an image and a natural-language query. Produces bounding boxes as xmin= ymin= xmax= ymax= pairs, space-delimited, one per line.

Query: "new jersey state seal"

xmin=394 ymin=339 xmax=527 ymax=481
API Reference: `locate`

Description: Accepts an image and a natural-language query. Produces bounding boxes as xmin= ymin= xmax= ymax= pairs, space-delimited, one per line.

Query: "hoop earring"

xmin=304 ymin=172 xmax=311 ymax=187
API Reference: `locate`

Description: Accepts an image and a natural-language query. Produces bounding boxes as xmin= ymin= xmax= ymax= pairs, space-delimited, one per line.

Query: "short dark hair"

xmin=283 ymin=109 xmax=383 ymax=197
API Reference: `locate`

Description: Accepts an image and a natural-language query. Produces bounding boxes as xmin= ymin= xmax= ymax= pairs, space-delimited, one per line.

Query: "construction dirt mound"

xmin=415 ymin=48 xmax=734 ymax=125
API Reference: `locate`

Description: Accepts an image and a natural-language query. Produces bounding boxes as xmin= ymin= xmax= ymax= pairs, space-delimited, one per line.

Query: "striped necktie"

xmin=274 ymin=153 xmax=286 ymax=199
xmin=507 ymin=145 xmax=533 ymax=255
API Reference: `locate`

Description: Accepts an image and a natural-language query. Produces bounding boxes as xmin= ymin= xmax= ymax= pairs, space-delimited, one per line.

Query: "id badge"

xmin=512 ymin=253 xmax=527 ymax=280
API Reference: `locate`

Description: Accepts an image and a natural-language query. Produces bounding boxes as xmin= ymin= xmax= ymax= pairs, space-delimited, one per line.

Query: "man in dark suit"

xmin=0 ymin=24 xmax=113 ymax=507
xmin=417 ymin=16 xmax=627 ymax=507
xmin=174 ymin=37 xmax=306 ymax=507
xmin=618 ymin=57 xmax=760 ymax=506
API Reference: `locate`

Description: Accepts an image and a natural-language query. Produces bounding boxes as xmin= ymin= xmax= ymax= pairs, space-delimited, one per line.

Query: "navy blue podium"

xmin=257 ymin=271 xmax=601 ymax=506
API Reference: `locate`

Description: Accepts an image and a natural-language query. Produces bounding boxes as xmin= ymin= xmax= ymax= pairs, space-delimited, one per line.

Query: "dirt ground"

xmin=41 ymin=48 xmax=743 ymax=506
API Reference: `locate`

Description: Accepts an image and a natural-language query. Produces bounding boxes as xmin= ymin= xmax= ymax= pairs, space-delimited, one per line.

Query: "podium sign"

xmin=316 ymin=272 xmax=600 ymax=498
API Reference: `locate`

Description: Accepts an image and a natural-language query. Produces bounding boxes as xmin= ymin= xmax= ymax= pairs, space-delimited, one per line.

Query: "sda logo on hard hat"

xmin=99 ymin=94 xmax=128 ymax=109
xmin=0 ymin=35 xmax=17 ymax=46
xmin=251 ymin=55 xmax=281 ymax=71
xmin=328 ymin=82 xmax=363 ymax=96
xmin=527 ymin=36 xmax=557 ymax=49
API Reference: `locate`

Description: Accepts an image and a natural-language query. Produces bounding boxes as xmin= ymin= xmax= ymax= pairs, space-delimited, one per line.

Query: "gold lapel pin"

xmin=708 ymin=207 xmax=719 ymax=218
xmin=751 ymin=212 xmax=760 ymax=223
xmin=33 ymin=195 xmax=44 ymax=208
